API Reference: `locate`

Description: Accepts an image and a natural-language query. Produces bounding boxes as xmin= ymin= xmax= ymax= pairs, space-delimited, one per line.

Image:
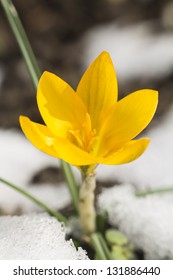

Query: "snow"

xmin=82 ymin=21 xmax=173 ymax=81
xmin=0 ymin=182 xmax=71 ymax=215
xmin=98 ymin=185 xmax=173 ymax=259
xmin=0 ymin=214 xmax=88 ymax=259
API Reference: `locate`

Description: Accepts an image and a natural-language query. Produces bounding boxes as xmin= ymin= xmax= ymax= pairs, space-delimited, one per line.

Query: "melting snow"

xmin=0 ymin=214 xmax=88 ymax=259
xmin=98 ymin=185 xmax=173 ymax=259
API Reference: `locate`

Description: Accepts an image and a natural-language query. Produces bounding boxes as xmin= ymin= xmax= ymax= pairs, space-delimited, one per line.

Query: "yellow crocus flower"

xmin=20 ymin=51 xmax=158 ymax=170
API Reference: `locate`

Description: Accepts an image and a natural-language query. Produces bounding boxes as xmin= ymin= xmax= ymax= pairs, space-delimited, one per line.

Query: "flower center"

xmin=68 ymin=113 xmax=97 ymax=153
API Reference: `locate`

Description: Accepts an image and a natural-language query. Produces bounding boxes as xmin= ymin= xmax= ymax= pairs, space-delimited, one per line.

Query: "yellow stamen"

xmin=68 ymin=113 xmax=97 ymax=153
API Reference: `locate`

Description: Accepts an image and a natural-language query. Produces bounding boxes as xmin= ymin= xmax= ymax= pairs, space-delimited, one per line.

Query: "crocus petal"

xmin=100 ymin=138 xmax=150 ymax=165
xmin=37 ymin=71 xmax=87 ymax=137
xmin=76 ymin=51 xmax=118 ymax=129
xmin=53 ymin=138 xmax=97 ymax=166
xmin=19 ymin=116 xmax=57 ymax=158
xmin=98 ymin=89 xmax=158 ymax=156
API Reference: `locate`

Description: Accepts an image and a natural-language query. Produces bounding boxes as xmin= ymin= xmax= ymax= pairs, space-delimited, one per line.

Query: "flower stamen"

xmin=68 ymin=113 xmax=97 ymax=153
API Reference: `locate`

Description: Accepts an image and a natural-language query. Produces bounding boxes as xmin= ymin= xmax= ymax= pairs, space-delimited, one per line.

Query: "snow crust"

xmin=99 ymin=185 xmax=173 ymax=259
xmin=0 ymin=214 xmax=88 ymax=259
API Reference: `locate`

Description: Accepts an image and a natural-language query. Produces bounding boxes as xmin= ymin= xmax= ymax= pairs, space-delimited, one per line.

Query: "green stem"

xmin=61 ymin=161 xmax=79 ymax=213
xmin=97 ymin=233 xmax=112 ymax=260
xmin=1 ymin=0 xmax=79 ymax=211
xmin=0 ymin=178 xmax=67 ymax=223
xmin=90 ymin=233 xmax=108 ymax=260
xmin=136 ymin=187 xmax=173 ymax=197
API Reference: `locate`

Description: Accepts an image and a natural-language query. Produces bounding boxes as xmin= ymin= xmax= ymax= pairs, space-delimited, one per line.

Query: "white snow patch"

xmin=82 ymin=21 xmax=173 ymax=81
xmin=0 ymin=214 xmax=88 ymax=259
xmin=98 ymin=185 xmax=173 ymax=259
xmin=0 ymin=183 xmax=71 ymax=215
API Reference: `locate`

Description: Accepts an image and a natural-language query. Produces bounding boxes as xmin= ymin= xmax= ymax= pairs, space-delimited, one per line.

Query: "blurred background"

xmin=0 ymin=0 xmax=173 ymax=130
